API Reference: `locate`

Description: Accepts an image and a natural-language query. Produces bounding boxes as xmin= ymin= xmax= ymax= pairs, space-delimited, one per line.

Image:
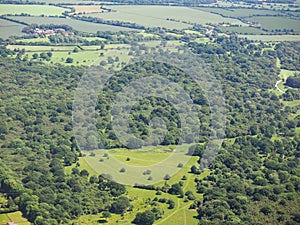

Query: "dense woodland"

xmin=0 ymin=32 xmax=299 ymax=225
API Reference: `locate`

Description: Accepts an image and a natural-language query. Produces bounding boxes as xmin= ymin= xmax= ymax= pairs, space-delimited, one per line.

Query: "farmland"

xmin=67 ymin=5 xmax=106 ymax=14
xmin=0 ymin=4 xmax=69 ymax=16
xmin=219 ymin=25 xmax=266 ymax=35
xmin=197 ymin=7 xmax=285 ymax=18
xmin=6 ymin=40 xmax=183 ymax=67
xmin=0 ymin=18 xmax=27 ymax=39
xmin=246 ymin=16 xmax=300 ymax=32
xmin=239 ymin=34 xmax=300 ymax=42
xmin=86 ymin=5 xmax=245 ymax=29
xmin=7 ymin=16 xmax=138 ymax=33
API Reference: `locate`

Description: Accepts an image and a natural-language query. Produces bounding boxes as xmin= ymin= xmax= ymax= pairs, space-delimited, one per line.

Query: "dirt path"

xmin=275 ymin=80 xmax=284 ymax=93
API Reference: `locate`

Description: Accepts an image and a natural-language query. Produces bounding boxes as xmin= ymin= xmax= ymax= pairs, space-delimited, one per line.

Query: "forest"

xmin=0 ymin=25 xmax=299 ymax=225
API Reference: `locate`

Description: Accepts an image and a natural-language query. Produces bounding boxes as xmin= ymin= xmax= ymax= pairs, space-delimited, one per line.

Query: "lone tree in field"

xmin=66 ymin=57 xmax=73 ymax=63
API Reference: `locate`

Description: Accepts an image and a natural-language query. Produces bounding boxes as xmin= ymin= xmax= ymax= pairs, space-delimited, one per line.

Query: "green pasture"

xmin=7 ymin=44 xmax=74 ymax=52
xmin=87 ymin=5 xmax=244 ymax=30
xmin=0 ymin=4 xmax=69 ymax=16
xmin=16 ymin=37 xmax=50 ymax=43
xmin=7 ymin=16 xmax=137 ymax=33
xmin=81 ymin=145 xmax=193 ymax=185
xmin=71 ymin=144 xmax=207 ymax=225
xmin=0 ymin=18 xmax=27 ymax=39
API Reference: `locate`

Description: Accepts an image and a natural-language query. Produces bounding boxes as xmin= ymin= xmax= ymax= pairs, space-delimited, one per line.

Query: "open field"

xmin=246 ymin=16 xmax=300 ymax=32
xmin=16 ymin=37 xmax=51 ymax=43
xmin=197 ymin=7 xmax=285 ymax=18
xmin=82 ymin=144 xmax=195 ymax=185
xmin=70 ymin=146 xmax=206 ymax=225
xmin=7 ymin=42 xmax=132 ymax=66
xmin=0 ymin=4 xmax=69 ymax=16
xmin=68 ymin=5 xmax=105 ymax=14
xmin=0 ymin=211 xmax=30 ymax=225
xmin=7 ymin=16 xmax=138 ymax=33
xmin=0 ymin=18 xmax=27 ymax=39
xmin=7 ymin=44 xmax=76 ymax=52
xmin=239 ymin=35 xmax=300 ymax=42
xmin=86 ymin=5 xmax=245 ymax=29
xmin=219 ymin=25 xmax=266 ymax=35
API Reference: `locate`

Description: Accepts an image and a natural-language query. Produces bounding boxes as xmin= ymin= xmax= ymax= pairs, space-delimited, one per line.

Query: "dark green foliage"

xmin=286 ymin=75 xmax=300 ymax=88
xmin=110 ymin=196 xmax=131 ymax=214
xmin=133 ymin=210 xmax=156 ymax=225
xmin=0 ymin=56 xmax=123 ymax=223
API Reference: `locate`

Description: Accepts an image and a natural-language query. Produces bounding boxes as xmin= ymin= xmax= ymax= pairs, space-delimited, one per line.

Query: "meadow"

xmin=67 ymin=144 xmax=208 ymax=225
xmin=82 ymin=144 xmax=195 ymax=185
xmin=0 ymin=4 xmax=69 ymax=16
xmin=0 ymin=18 xmax=27 ymax=39
xmin=7 ymin=16 xmax=138 ymax=33
xmin=86 ymin=5 xmax=245 ymax=29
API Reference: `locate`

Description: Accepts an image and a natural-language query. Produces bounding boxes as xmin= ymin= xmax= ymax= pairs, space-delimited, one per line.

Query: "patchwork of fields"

xmin=7 ymin=16 xmax=138 ymax=33
xmin=86 ymin=6 xmax=245 ymax=29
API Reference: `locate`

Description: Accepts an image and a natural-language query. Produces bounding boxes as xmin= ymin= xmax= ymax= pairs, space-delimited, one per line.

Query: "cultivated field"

xmin=197 ymin=7 xmax=285 ymax=18
xmin=7 ymin=16 xmax=138 ymax=33
xmin=246 ymin=16 xmax=300 ymax=32
xmin=0 ymin=4 xmax=69 ymax=16
xmin=219 ymin=25 xmax=266 ymax=35
xmin=86 ymin=5 xmax=245 ymax=29
xmin=67 ymin=5 xmax=105 ymax=14
xmin=0 ymin=18 xmax=27 ymax=39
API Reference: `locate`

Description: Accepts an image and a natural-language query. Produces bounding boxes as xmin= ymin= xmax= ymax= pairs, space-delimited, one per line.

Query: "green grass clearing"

xmin=0 ymin=211 xmax=30 ymax=225
xmin=70 ymin=144 xmax=207 ymax=225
